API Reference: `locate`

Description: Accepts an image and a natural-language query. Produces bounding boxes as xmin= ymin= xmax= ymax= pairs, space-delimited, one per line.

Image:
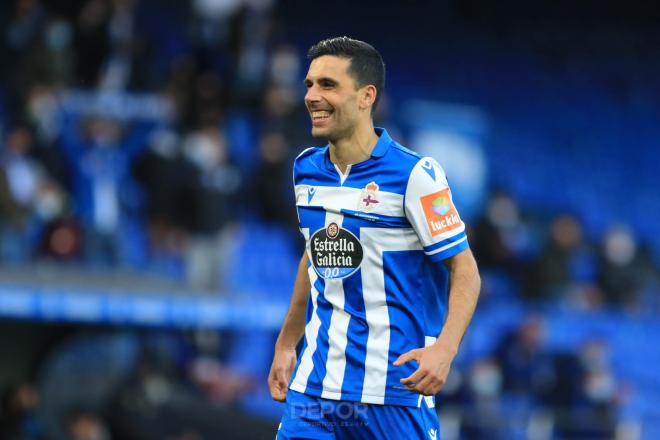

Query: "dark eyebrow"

xmin=320 ymin=77 xmax=338 ymax=86
xmin=303 ymin=77 xmax=339 ymax=87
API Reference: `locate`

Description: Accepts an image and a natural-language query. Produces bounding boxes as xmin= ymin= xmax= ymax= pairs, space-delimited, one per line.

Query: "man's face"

xmin=304 ymin=55 xmax=361 ymax=141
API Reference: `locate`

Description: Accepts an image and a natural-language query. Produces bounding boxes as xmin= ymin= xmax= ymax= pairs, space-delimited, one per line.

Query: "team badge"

xmin=358 ymin=181 xmax=380 ymax=212
xmin=420 ymin=188 xmax=462 ymax=237
xmin=326 ymin=222 xmax=339 ymax=238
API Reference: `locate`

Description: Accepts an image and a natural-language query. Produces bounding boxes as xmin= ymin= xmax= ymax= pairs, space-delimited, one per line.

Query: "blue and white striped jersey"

xmin=289 ymin=128 xmax=469 ymax=407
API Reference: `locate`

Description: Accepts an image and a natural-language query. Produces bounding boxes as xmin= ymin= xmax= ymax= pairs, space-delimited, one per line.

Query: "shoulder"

xmin=294 ymin=145 xmax=325 ymax=167
xmin=390 ymin=141 xmax=422 ymax=162
xmin=294 ymin=145 xmax=327 ymax=165
xmin=293 ymin=145 xmax=327 ymax=181
xmin=378 ymin=141 xmax=423 ymax=175
xmin=295 ymin=146 xmax=321 ymax=162
xmin=404 ymin=155 xmax=449 ymax=200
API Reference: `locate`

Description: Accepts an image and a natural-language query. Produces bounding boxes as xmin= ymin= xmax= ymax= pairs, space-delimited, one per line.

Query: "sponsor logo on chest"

xmin=310 ymin=222 xmax=363 ymax=279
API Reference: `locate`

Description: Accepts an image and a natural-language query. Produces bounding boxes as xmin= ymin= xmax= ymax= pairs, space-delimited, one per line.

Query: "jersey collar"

xmin=370 ymin=127 xmax=392 ymax=158
xmin=323 ymin=127 xmax=392 ymax=170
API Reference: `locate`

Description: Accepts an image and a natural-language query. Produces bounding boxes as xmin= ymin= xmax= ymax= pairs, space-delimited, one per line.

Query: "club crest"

xmin=358 ymin=181 xmax=380 ymax=212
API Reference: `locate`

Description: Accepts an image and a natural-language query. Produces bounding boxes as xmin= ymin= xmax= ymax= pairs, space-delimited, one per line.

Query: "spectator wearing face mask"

xmin=178 ymin=122 xmax=240 ymax=290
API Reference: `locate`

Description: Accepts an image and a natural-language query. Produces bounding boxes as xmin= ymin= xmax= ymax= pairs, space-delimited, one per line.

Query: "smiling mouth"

xmin=311 ymin=110 xmax=333 ymax=123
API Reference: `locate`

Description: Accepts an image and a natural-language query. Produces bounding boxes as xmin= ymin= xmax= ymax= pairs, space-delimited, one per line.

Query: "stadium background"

xmin=0 ymin=0 xmax=658 ymax=439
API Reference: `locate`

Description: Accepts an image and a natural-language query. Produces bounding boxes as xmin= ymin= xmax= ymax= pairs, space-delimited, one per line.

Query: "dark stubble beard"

xmin=318 ymin=120 xmax=356 ymax=145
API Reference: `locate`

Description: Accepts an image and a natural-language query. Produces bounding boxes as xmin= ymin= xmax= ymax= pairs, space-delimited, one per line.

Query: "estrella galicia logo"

xmin=310 ymin=223 xmax=363 ymax=279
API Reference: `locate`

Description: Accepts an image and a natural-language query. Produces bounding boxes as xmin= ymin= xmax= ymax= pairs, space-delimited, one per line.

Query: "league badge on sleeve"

xmin=358 ymin=181 xmax=380 ymax=212
xmin=420 ymin=188 xmax=462 ymax=236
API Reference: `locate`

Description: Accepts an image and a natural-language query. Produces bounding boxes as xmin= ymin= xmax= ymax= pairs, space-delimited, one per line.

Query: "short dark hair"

xmin=307 ymin=36 xmax=385 ymax=113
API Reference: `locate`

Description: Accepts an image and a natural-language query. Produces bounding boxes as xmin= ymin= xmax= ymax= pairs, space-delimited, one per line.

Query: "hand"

xmin=393 ymin=342 xmax=456 ymax=396
xmin=268 ymin=347 xmax=297 ymax=402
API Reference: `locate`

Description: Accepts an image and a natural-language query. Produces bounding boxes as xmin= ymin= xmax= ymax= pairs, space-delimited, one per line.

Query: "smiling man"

xmin=268 ymin=37 xmax=481 ymax=439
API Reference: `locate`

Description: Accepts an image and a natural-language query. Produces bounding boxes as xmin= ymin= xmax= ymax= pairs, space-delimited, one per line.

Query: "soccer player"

xmin=268 ymin=37 xmax=481 ymax=439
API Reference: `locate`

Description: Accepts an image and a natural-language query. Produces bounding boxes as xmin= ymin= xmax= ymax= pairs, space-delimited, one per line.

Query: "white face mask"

xmin=46 ymin=20 xmax=73 ymax=50
xmin=584 ymin=371 xmax=616 ymax=402
xmin=470 ymin=361 xmax=502 ymax=398
xmin=183 ymin=133 xmax=224 ymax=170
xmin=35 ymin=190 xmax=64 ymax=221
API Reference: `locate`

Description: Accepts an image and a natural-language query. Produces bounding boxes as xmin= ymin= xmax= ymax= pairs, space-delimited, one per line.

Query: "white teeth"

xmin=312 ymin=111 xmax=331 ymax=119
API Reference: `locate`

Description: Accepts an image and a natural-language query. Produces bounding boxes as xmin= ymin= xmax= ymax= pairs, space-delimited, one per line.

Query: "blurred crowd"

xmin=437 ymin=317 xmax=625 ymax=439
xmin=0 ymin=0 xmax=310 ymax=289
xmin=0 ymin=326 xmax=279 ymax=440
xmin=471 ymin=193 xmax=658 ymax=311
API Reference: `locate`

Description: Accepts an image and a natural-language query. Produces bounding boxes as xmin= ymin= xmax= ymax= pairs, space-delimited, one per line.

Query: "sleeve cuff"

xmin=426 ymin=236 xmax=469 ymax=262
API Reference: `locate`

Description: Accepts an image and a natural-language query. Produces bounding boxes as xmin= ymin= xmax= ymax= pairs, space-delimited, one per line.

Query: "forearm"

xmin=275 ymin=252 xmax=311 ymax=350
xmin=435 ymin=249 xmax=481 ymax=354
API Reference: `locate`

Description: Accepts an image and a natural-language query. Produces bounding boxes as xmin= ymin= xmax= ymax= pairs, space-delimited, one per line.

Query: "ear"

xmin=359 ymin=85 xmax=377 ymax=111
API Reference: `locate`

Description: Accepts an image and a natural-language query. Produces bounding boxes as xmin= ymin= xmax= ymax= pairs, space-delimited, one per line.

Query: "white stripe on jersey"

xmin=295 ymin=185 xmax=405 ymax=218
xmin=320 ymin=212 xmax=351 ymax=399
xmin=360 ymin=227 xmax=422 ymax=404
xmin=290 ymin=229 xmax=322 ymax=393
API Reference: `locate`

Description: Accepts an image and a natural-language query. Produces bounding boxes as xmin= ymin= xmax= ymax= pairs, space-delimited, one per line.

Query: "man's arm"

xmin=394 ymin=248 xmax=481 ymax=396
xmin=268 ymin=251 xmax=311 ymax=401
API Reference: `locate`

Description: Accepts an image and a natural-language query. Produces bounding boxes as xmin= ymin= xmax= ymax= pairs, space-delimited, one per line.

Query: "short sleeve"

xmin=292 ymin=147 xmax=316 ymax=238
xmin=404 ymin=157 xmax=469 ymax=262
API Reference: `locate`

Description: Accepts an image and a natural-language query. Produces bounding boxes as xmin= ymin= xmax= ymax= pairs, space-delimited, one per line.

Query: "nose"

xmin=305 ymin=85 xmax=321 ymax=106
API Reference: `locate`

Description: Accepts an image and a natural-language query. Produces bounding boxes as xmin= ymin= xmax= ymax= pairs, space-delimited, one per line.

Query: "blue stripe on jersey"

xmin=427 ymin=236 xmax=469 ymax=263
xmin=297 ymin=206 xmax=326 ymax=235
xmin=305 ymin=275 xmax=331 ymax=394
xmin=339 ymin=216 xmax=369 ymax=400
xmin=382 ymin=251 xmax=428 ymax=406
xmin=340 ymin=209 xmax=410 ymax=228
xmin=298 ymin=206 xmax=410 ymax=231
xmin=334 ymin=147 xmax=421 ymax=195
xmin=422 ymin=231 xmax=468 ymax=253
xmin=422 ymin=260 xmax=449 ymax=338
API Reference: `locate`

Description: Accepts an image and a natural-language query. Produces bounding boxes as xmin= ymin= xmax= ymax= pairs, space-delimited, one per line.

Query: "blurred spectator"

xmin=523 ymin=214 xmax=599 ymax=304
xmin=0 ymin=126 xmax=43 ymax=261
xmin=65 ymin=411 xmax=110 ymax=440
xmin=35 ymin=179 xmax=81 ymax=261
xmin=74 ymin=0 xmax=111 ymax=87
xmin=461 ymin=359 xmax=506 ymax=440
xmin=597 ymin=226 xmax=651 ymax=307
xmin=58 ymin=112 xmax=152 ymax=266
xmin=180 ymin=123 xmax=240 ymax=289
xmin=554 ymin=338 xmax=619 ymax=439
xmin=251 ymin=131 xmax=296 ymax=226
xmin=38 ymin=332 xmax=139 ymax=439
xmin=261 ymin=82 xmax=309 ymax=147
xmin=494 ymin=317 xmax=554 ymax=397
xmin=268 ymin=44 xmax=301 ymax=88
xmin=0 ymin=382 xmax=43 ymax=440
xmin=132 ymin=128 xmax=187 ymax=270
xmin=471 ymin=192 xmax=532 ymax=273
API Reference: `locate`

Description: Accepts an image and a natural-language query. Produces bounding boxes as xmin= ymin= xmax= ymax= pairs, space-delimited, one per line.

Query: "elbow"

xmin=470 ymin=255 xmax=482 ymax=296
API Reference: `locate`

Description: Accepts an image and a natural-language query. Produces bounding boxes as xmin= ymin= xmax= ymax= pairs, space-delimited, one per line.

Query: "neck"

xmin=329 ymin=121 xmax=379 ymax=173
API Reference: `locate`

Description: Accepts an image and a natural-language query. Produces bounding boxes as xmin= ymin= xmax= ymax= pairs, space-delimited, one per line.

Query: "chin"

xmin=311 ymin=126 xmax=331 ymax=139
